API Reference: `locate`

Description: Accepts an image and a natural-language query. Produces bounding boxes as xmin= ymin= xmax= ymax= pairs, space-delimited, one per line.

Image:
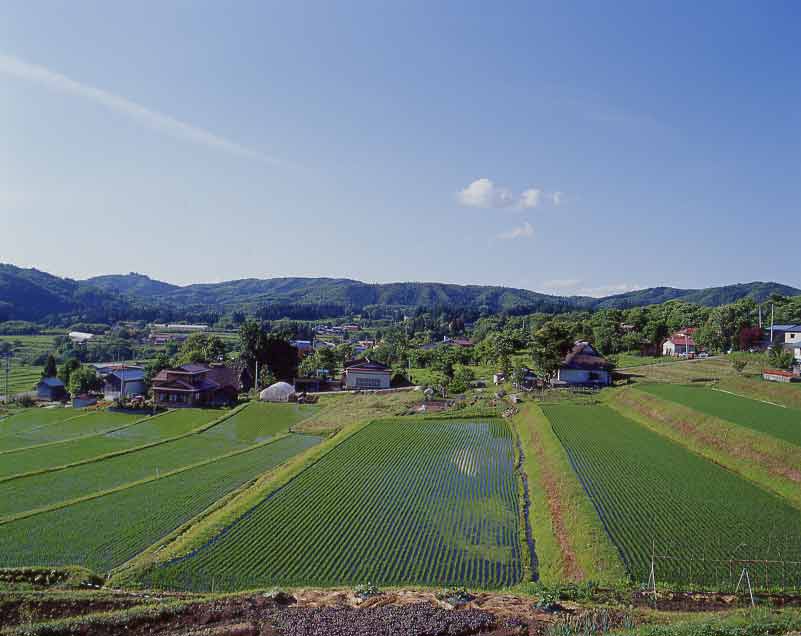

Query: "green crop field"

xmin=0 ymin=403 xmax=314 ymax=517
xmin=146 ymin=418 xmax=523 ymax=591
xmin=543 ymin=404 xmax=801 ymax=588
xmin=201 ymin=402 xmax=316 ymax=444
xmin=0 ymin=409 xmax=219 ymax=478
xmin=0 ymin=409 xmax=144 ymax=452
xmin=638 ymin=384 xmax=801 ymax=447
xmin=0 ymin=434 xmax=322 ymax=573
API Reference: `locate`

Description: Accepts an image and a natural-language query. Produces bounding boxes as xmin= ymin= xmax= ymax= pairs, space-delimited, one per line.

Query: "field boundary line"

xmin=0 ymin=430 xmax=293 ymax=527
xmin=711 ymin=387 xmax=788 ymax=408
xmin=0 ymin=410 xmax=161 ymax=457
xmin=0 ymin=404 xmax=248 ymax=484
xmin=109 ymin=415 xmax=378 ymax=582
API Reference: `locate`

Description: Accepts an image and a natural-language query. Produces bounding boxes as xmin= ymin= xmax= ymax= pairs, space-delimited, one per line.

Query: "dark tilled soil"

xmin=0 ymin=596 xmax=150 ymax=626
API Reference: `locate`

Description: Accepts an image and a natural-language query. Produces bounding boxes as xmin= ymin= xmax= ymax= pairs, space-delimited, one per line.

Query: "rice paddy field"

xmin=637 ymin=383 xmax=801 ymax=447
xmin=146 ymin=417 xmax=524 ymax=591
xmin=542 ymin=403 xmax=801 ymax=589
xmin=0 ymin=335 xmax=59 ymax=395
xmin=0 ymin=403 xmax=318 ymax=518
xmin=0 ymin=409 xmax=145 ymax=451
xmin=0 ymin=435 xmax=323 ymax=572
xmin=0 ymin=408 xmax=219 ymax=478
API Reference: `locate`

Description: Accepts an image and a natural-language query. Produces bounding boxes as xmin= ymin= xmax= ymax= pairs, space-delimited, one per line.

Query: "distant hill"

xmin=594 ymin=282 xmax=801 ymax=309
xmin=1 ymin=263 xmax=798 ymax=324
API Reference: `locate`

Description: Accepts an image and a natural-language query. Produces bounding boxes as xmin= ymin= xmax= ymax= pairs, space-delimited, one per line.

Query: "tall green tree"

xmin=530 ymin=322 xmax=573 ymax=382
xmin=42 ymin=353 xmax=57 ymax=379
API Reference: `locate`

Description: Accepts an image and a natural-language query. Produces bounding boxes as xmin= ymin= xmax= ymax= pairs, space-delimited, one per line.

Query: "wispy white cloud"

xmin=457 ymin=178 xmax=515 ymax=208
xmin=540 ymin=278 xmax=643 ymax=297
xmin=457 ymin=178 xmax=561 ymax=210
xmin=519 ymin=188 xmax=541 ymax=209
xmin=0 ymin=53 xmax=283 ymax=165
xmin=497 ymin=221 xmax=534 ymax=240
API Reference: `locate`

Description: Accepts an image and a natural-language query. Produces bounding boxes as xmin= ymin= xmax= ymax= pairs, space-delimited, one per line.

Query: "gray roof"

xmin=772 ymin=324 xmax=801 ymax=331
xmin=39 ymin=377 xmax=65 ymax=387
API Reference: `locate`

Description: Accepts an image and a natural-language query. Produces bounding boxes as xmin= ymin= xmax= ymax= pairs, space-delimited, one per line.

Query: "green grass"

xmin=637 ymin=383 xmax=801 ymax=447
xmin=542 ymin=403 xmax=801 ymax=588
xmin=0 ymin=409 xmax=218 ymax=478
xmin=0 ymin=409 xmax=145 ymax=451
xmin=615 ymin=352 xmax=663 ymax=368
xmin=144 ymin=417 xmax=523 ymax=591
xmin=0 ymin=434 xmax=322 ymax=573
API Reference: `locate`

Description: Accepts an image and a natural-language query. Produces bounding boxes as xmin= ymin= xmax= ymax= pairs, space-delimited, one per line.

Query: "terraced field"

xmin=0 ymin=435 xmax=323 ymax=572
xmin=0 ymin=335 xmax=59 ymax=395
xmin=543 ymin=404 xmax=801 ymax=588
xmin=147 ymin=418 xmax=523 ymax=591
xmin=638 ymin=384 xmax=801 ymax=447
xmin=0 ymin=403 xmax=316 ymax=517
xmin=0 ymin=409 xmax=144 ymax=451
xmin=0 ymin=409 xmax=219 ymax=478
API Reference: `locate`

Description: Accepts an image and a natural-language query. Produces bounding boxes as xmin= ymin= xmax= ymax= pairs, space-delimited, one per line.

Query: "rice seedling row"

xmin=0 ymin=434 xmax=322 ymax=573
xmin=147 ymin=418 xmax=523 ymax=591
xmin=543 ymin=404 xmax=801 ymax=588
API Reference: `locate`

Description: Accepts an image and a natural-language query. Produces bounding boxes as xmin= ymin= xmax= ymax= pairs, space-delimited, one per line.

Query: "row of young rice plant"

xmin=0 ymin=409 xmax=219 ymax=479
xmin=146 ymin=418 xmax=523 ymax=591
xmin=0 ymin=403 xmax=307 ymax=517
xmin=0 ymin=434 xmax=323 ymax=573
xmin=0 ymin=409 xmax=144 ymax=452
xmin=543 ymin=404 xmax=801 ymax=589
xmin=637 ymin=383 xmax=801 ymax=447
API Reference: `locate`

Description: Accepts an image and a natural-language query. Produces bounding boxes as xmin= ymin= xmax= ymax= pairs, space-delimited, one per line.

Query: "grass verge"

xmin=513 ymin=403 xmax=627 ymax=588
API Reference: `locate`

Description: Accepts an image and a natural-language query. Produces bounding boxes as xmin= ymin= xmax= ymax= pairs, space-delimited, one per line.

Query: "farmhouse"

xmin=762 ymin=369 xmax=800 ymax=383
xmin=101 ymin=367 xmax=146 ymax=401
xmin=662 ymin=328 xmax=697 ymax=356
xmin=343 ymin=359 xmax=391 ymax=390
xmin=554 ymin=341 xmax=613 ymax=386
xmin=152 ymin=363 xmax=242 ymax=408
xmin=36 ymin=377 xmax=68 ymax=401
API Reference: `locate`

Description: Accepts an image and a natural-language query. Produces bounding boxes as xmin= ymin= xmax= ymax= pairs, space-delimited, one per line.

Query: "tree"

xmin=42 ymin=353 xmax=57 ymax=378
xmin=145 ymin=353 xmax=172 ymax=385
xmin=730 ymin=354 xmax=748 ymax=374
xmin=68 ymin=365 xmax=101 ymax=396
xmin=530 ymin=322 xmax=573 ymax=382
xmin=768 ymin=346 xmax=794 ymax=370
xmin=58 ymin=358 xmax=81 ymax=388
xmin=175 ymin=333 xmax=226 ymax=365
xmin=238 ymin=321 xmax=298 ymax=380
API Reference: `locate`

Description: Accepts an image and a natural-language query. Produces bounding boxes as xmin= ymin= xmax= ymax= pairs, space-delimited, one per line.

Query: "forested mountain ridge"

xmin=0 ymin=263 xmax=798 ymax=324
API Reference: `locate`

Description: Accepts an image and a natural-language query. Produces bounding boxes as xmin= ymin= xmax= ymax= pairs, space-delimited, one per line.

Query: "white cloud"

xmin=457 ymin=178 xmax=562 ymax=210
xmin=457 ymin=178 xmax=515 ymax=208
xmin=519 ymin=188 xmax=541 ymax=209
xmin=0 ymin=53 xmax=283 ymax=165
xmin=497 ymin=221 xmax=534 ymax=240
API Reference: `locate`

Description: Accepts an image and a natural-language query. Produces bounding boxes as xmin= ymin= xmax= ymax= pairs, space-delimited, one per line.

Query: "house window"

xmin=355 ymin=376 xmax=382 ymax=389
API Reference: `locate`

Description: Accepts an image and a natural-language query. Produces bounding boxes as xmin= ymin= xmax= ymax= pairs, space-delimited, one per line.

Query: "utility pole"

xmin=770 ymin=304 xmax=775 ymax=344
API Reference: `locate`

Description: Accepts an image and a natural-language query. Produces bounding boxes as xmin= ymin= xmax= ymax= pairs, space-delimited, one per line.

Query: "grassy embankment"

xmin=513 ymin=402 xmax=627 ymax=587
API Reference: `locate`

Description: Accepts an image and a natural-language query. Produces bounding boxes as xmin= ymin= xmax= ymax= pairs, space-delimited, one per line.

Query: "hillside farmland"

xmin=144 ymin=418 xmax=524 ymax=591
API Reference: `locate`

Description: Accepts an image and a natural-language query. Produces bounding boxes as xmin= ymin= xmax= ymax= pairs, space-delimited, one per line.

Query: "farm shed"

xmin=555 ymin=341 xmax=613 ymax=386
xmin=260 ymin=382 xmax=297 ymax=402
xmin=343 ymin=359 xmax=391 ymax=390
xmin=36 ymin=377 xmax=68 ymax=401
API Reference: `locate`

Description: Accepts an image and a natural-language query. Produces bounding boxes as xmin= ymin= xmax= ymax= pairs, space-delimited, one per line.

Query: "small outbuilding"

xmin=259 ymin=381 xmax=297 ymax=403
xmin=37 ymin=377 xmax=68 ymax=401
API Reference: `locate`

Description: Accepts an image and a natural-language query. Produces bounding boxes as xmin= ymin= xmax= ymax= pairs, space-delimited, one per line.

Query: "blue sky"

xmin=2 ymin=1 xmax=799 ymax=295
